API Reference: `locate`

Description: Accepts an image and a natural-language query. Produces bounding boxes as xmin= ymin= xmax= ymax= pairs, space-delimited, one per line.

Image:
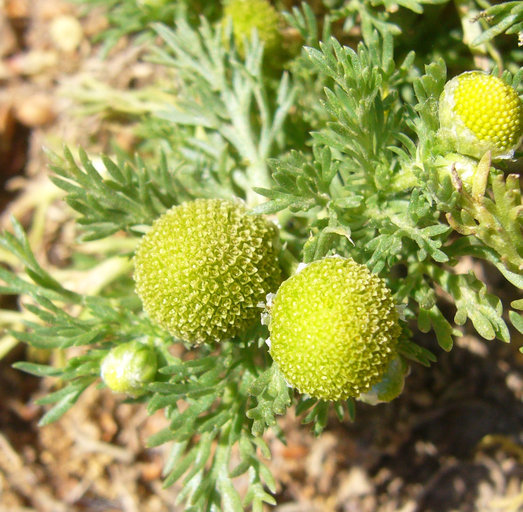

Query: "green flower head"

xmin=101 ymin=341 xmax=157 ymax=395
xmin=223 ymin=0 xmax=281 ymax=57
xmin=134 ymin=198 xmax=281 ymax=344
xmin=438 ymin=71 xmax=523 ymax=160
xmin=268 ymin=257 xmax=401 ymax=401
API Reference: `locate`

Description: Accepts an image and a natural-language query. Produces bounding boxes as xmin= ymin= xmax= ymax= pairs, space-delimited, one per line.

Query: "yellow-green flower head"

xmin=439 ymin=71 xmax=523 ymax=160
xmin=134 ymin=199 xmax=281 ymax=344
xmin=268 ymin=257 xmax=401 ymax=401
xmin=223 ymin=0 xmax=281 ymax=57
xmin=101 ymin=341 xmax=157 ymax=395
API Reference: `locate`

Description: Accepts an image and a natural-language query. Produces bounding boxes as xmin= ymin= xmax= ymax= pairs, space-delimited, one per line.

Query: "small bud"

xmin=268 ymin=257 xmax=401 ymax=401
xmin=101 ymin=341 xmax=157 ymax=395
xmin=438 ymin=71 xmax=523 ymax=160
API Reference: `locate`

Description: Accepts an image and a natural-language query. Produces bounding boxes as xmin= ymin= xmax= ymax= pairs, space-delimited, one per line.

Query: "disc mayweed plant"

xmin=1 ymin=2 xmax=522 ymax=511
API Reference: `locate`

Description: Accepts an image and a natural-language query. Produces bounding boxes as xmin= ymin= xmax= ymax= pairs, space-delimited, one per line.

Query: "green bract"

xmin=434 ymin=153 xmax=479 ymax=189
xmin=359 ymin=355 xmax=407 ymax=405
xmin=101 ymin=341 xmax=157 ymax=395
xmin=223 ymin=0 xmax=281 ymax=57
xmin=438 ymin=71 xmax=523 ymax=160
xmin=268 ymin=257 xmax=401 ymax=401
xmin=134 ymin=198 xmax=281 ymax=344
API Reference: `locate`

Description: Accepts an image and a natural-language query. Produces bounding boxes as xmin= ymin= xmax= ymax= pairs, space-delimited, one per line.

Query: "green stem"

xmin=453 ymin=0 xmax=503 ymax=69
xmin=54 ymin=255 xmax=133 ymax=296
xmin=246 ymin=159 xmax=271 ymax=206
xmin=279 ymin=246 xmax=301 ymax=278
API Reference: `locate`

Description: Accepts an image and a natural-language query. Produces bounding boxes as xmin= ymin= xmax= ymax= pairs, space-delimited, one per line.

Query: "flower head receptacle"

xmin=358 ymin=355 xmax=407 ymax=405
xmin=434 ymin=153 xmax=480 ymax=190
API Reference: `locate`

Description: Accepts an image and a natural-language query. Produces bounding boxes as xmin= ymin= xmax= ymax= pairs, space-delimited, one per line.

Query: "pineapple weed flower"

xmin=268 ymin=257 xmax=401 ymax=401
xmin=134 ymin=198 xmax=282 ymax=344
xmin=223 ymin=0 xmax=281 ymax=57
xmin=87 ymin=70 xmax=522 ymax=406
xmin=135 ymin=197 xmax=402 ymax=402
xmin=438 ymin=71 xmax=523 ymax=160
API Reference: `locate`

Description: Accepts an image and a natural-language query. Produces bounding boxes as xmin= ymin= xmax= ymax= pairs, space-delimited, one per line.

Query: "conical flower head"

xmin=223 ymin=0 xmax=281 ymax=57
xmin=134 ymin=199 xmax=281 ymax=344
xmin=268 ymin=257 xmax=401 ymax=401
xmin=439 ymin=71 xmax=523 ymax=160
xmin=101 ymin=341 xmax=157 ymax=395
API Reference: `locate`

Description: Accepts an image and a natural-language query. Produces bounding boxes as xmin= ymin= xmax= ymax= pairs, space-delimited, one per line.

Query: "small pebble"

xmin=15 ymin=94 xmax=55 ymax=127
xmin=49 ymin=15 xmax=83 ymax=53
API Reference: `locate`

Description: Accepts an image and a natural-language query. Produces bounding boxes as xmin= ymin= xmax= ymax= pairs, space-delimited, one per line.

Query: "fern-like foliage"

xmin=149 ymin=18 xmax=296 ymax=205
xmin=328 ymin=0 xmax=450 ymax=40
xmin=445 ymin=156 xmax=522 ymax=274
xmin=0 ymin=220 xmax=159 ymax=423
xmin=49 ymin=148 xmax=192 ymax=240
xmin=146 ymin=341 xmax=282 ymax=512
xmin=255 ymin=31 xmax=517 ymax=352
xmin=0 ymin=218 xmax=291 ymax=510
xmin=472 ymin=0 xmax=523 ymax=46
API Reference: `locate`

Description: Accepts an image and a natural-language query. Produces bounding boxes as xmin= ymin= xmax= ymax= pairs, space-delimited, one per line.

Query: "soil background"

xmin=0 ymin=1 xmax=522 ymax=511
